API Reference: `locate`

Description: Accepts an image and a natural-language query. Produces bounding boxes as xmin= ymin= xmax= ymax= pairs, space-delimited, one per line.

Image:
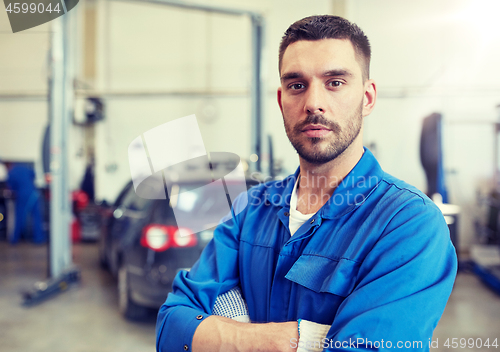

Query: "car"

xmin=98 ymin=156 xmax=260 ymax=319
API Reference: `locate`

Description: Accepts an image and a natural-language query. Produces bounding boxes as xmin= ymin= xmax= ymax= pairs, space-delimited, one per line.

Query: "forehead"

xmin=280 ymin=38 xmax=362 ymax=78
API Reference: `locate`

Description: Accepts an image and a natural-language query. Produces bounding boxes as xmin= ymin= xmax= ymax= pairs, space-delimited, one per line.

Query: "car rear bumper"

xmin=126 ymin=264 xmax=179 ymax=308
xmin=125 ymin=246 xmax=203 ymax=308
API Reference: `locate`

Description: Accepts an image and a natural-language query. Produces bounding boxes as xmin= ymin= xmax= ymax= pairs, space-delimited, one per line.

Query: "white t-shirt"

xmin=289 ymin=177 xmax=316 ymax=236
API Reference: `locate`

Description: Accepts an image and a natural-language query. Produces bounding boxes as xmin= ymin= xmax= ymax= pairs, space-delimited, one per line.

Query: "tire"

xmin=98 ymin=237 xmax=108 ymax=269
xmin=118 ymin=264 xmax=147 ymax=320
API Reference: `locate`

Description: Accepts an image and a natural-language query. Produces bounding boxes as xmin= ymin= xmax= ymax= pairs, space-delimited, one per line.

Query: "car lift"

xmin=22 ymin=268 xmax=81 ymax=306
xmin=21 ymin=8 xmax=80 ymax=306
xmin=470 ymin=245 xmax=500 ymax=295
xmin=470 ymin=118 xmax=500 ymax=296
xmin=21 ymin=0 xmax=265 ymax=306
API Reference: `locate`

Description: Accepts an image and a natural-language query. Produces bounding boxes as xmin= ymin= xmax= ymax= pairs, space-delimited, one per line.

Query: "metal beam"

xmin=110 ymin=0 xmax=265 ymax=171
xmin=250 ymin=14 xmax=264 ymax=172
xmin=49 ymin=12 xmax=74 ymax=278
xmin=0 ymin=89 xmax=248 ymax=100
xmin=116 ymin=0 xmax=257 ymax=17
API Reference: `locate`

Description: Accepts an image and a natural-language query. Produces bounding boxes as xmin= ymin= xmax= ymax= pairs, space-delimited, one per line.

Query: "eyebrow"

xmin=280 ymin=69 xmax=353 ymax=82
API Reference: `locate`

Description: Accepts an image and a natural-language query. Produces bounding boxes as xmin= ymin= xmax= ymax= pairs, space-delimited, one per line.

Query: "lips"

xmin=301 ymin=124 xmax=332 ymax=138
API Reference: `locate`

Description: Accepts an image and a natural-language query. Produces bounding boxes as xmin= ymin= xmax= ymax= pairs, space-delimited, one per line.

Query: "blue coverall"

xmin=156 ymin=148 xmax=457 ymax=351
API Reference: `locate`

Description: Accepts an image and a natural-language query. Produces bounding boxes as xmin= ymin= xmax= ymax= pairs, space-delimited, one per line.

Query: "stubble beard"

xmin=284 ymin=102 xmax=363 ymax=164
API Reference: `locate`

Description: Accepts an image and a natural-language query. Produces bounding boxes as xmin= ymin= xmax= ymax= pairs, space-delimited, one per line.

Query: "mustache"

xmin=293 ymin=114 xmax=341 ymax=133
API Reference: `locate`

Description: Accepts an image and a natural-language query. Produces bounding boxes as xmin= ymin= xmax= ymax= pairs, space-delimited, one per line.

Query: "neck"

xmin=296 ymin=142 xmax=364 ymax=214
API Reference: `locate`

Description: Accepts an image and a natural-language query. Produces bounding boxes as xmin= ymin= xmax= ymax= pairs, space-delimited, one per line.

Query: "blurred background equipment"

xmin=6 ymin=162 xmax=45 ymax=245
xmin=469 ymin=108 xmax=500 ymax=295
xmin=420 ymin=112 xmax=448 ymax=202
xmin=420 ymin=112 xmax=461 ymax=266
xmin=0 ymin=159 xmax=9 ymax=241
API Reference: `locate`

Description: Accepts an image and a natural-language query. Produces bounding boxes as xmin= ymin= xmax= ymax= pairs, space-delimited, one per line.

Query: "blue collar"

xmin=264 ymin=148 xmax=384 ymax=219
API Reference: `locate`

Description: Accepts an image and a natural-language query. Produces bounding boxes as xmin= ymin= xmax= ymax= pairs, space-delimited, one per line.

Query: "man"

xmin=156 ymin=15 xmax=457 ymax=352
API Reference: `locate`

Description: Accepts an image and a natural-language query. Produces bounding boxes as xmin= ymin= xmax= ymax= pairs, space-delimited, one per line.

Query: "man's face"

xmin=278 ymin=39 xmax=373 ymax=164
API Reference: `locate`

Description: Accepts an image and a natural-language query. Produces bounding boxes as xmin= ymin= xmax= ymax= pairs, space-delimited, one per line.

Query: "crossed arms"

xmin=156 ymin=193 xmax=457 ymax=352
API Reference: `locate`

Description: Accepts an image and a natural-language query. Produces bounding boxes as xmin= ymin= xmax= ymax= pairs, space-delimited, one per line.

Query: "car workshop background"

xmin=1 ymin=0 xmax=499 ymax=351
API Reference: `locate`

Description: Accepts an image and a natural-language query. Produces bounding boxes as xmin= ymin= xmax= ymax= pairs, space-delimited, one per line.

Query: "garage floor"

xmin=0 ymin=242 xmax=156 ymax=352
xmin=1 ymin=242 xmax=499 ymax=352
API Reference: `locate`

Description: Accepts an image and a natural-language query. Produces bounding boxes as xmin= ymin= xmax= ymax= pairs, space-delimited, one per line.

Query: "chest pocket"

xmin=284 ymin=255 xmax=360 ymax=297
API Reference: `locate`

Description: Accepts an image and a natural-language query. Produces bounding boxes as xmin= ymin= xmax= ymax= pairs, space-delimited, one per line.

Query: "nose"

xmin=304 ymin=82 xmax=325 ymax=114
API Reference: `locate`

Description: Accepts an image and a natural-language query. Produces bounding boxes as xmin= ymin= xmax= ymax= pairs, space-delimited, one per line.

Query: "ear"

xmin=277 ymin=87 xmax=284 ymax=114
xmin=362 ymin=79 xmax=377 ymax=117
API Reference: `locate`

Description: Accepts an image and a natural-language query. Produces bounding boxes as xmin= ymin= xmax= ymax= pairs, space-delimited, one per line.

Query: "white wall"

xmin=92 ymin=0 xmax=332 ymax=202
xmin=0 ymin=10 xmax=49 ymax=183
xmin=347 ymin=0 xmax=500 ymax=251
xmin=0 ymin=8 xmax=88 ymax=189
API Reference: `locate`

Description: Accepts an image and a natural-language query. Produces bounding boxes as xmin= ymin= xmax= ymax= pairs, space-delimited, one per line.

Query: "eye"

xmin=288 ymin=83 xmax=305 ymax=90
xmin=328 ymin=80 xmax=343 ymax=87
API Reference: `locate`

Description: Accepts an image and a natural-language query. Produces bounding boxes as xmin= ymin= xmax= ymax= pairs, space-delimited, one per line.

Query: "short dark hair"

xmin=279 ymin=15 xmax=371 ymax=80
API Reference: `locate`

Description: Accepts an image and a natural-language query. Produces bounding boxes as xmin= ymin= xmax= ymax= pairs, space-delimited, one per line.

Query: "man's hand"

xmin=192 ymin=315 xmax=299 ymax=352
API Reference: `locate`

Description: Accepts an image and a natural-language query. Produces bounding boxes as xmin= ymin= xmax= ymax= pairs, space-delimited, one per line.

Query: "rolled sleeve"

xmin=156 ymin=306 xmax=208 ymax=352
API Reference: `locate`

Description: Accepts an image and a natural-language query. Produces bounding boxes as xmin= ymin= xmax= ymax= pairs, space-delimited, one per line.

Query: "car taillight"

xmin=141 ymin=225 xmax=197 ymax=252
xmin=141 ymin=225 xmax=170 ymax=251
xmin=172 ymin=228 xmax=198 ymax=247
